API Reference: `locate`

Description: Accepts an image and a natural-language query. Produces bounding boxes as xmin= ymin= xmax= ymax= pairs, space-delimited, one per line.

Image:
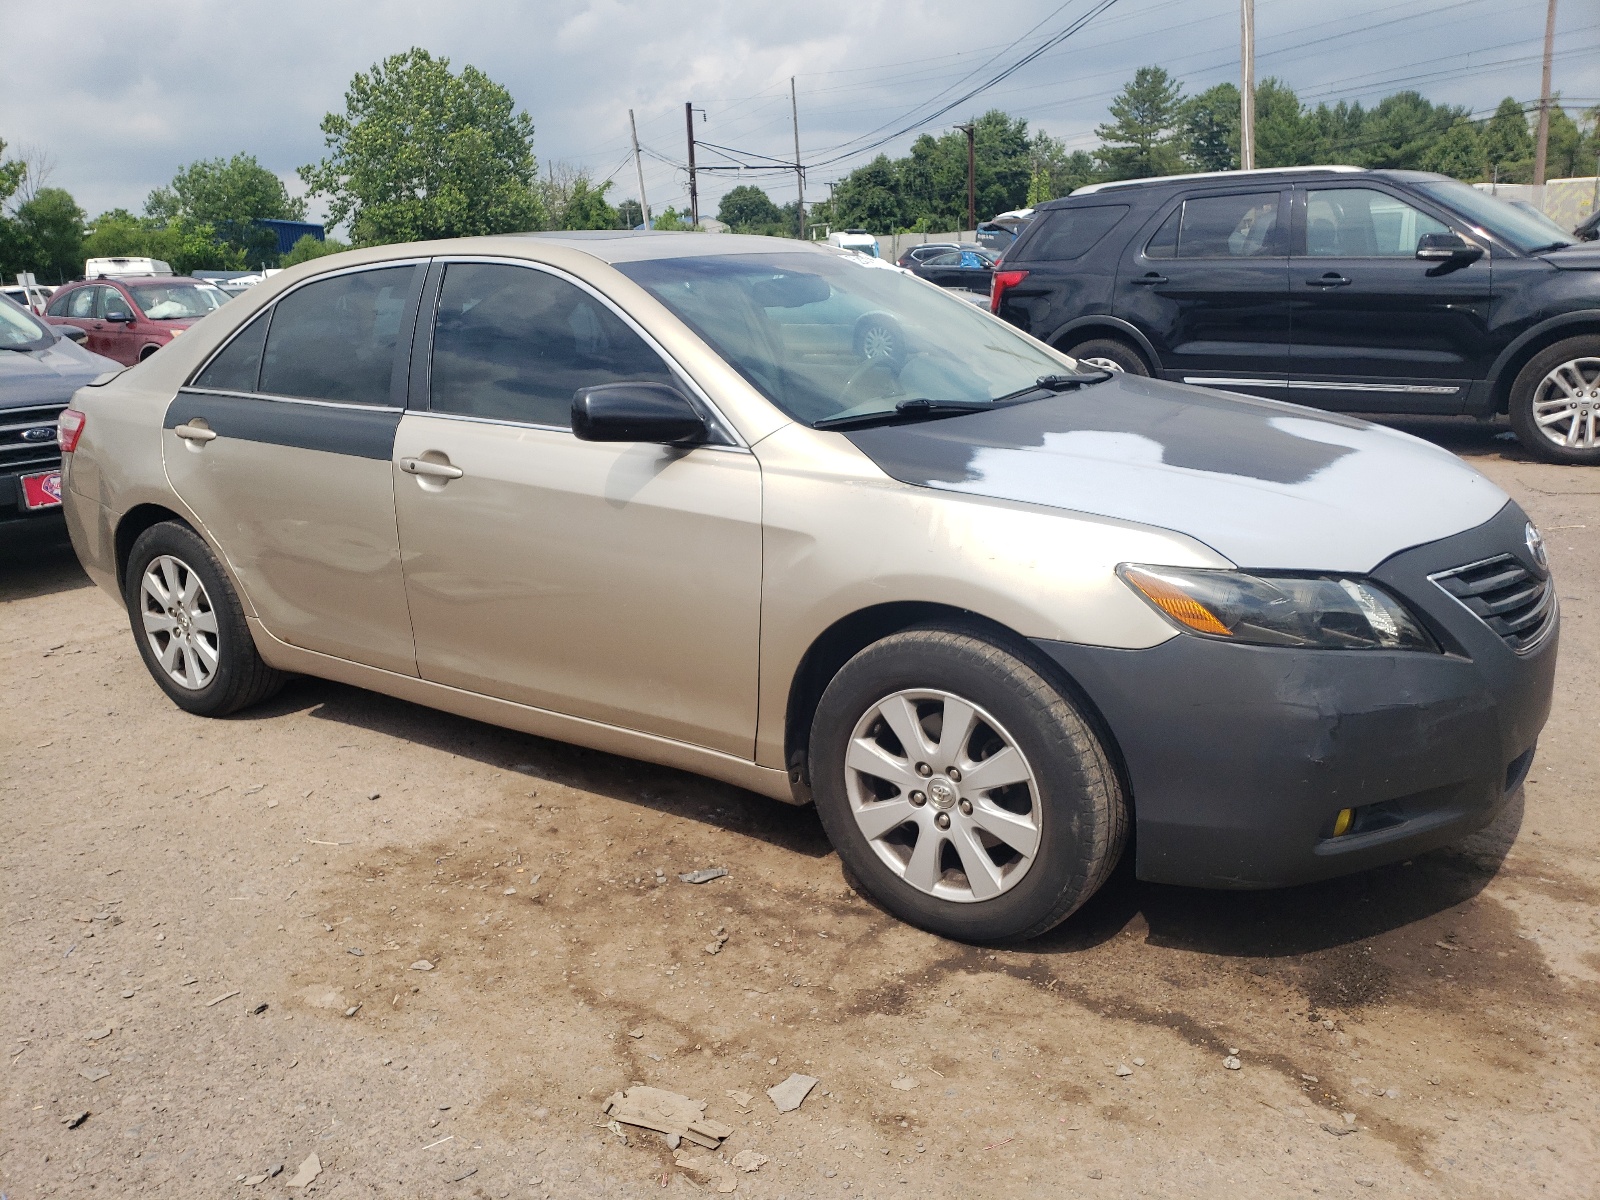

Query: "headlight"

xmin=1119 ymin=564 xmax=1437 ymax=651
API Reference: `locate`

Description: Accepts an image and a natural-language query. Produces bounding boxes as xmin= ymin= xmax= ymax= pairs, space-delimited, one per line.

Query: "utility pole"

xmin=685 ymin=101 xmax=699 ymax=229
xmin=629 ymin=109 xmax=651 ymax=230
xmin=958 ymin=123 xmax=976 ymax=233
xmin=1533 ymin=0 xmax=1558 ymax=189
xmin=791 ymin=77 xmax=806 ymax=240
xmin=1239 ymin=0 xmax=1256 ymax=170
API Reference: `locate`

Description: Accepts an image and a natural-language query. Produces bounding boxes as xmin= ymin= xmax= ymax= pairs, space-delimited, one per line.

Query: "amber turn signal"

xmin=1120 ymin=566 xmax=1232 ymax=637
xmin=1331 ymin=808 xmax=1354 ymax=837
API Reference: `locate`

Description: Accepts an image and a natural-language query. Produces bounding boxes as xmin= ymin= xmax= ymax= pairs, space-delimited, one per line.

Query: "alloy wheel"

xmin=1078 ymin=356 xmax=1125 ymax=373
xmin=1530 ymin=356 xmax=1600 ymax=450
xmin=139 ymin=554 xmax=220 ymax=690
xmin=844 ymin=688 xmax=1042 ymax=902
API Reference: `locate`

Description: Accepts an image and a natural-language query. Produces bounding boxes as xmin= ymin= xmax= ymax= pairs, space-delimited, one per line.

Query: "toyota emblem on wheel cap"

xmin=1525 ymin=522 xmax=1548 ymax=572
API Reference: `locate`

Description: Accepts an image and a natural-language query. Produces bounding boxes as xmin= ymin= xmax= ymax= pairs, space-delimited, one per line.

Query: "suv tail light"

xmin=58 ymin=408 xmax=86 ymax=453
xmin=991 ymin=268 xmax=1029 ymax=313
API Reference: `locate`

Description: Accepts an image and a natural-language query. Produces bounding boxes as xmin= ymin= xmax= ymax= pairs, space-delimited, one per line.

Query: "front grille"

xmin=1430 ymin=554 xmax=1556 ymax=654
xmin=0 ymin=404 xmax=66 ymax=475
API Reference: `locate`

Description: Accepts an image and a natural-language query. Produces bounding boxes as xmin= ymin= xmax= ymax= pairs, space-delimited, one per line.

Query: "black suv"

xmin=992 ymin=167 xmax=1600 ymax=464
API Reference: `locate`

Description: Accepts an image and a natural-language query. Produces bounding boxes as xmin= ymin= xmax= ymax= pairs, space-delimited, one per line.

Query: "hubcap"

xmin=1078 ymin=356 xmax=1125 ymax=373
xmin=844 ymin=689 xmax=1041 ymax=903
xmin=1531 ymin=356 xmax=1600 ymax=449
xmin=861 ymin=326 xmax=897 ymax=360
xmin=139 ymin=554 xmax=219 ymax=690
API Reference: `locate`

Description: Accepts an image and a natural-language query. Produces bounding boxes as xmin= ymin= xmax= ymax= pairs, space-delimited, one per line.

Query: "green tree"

xmin=1253 ymin=79 xmax=1312 ymax=167
xmin=300 ymin=48 xmax=545 ymax=245
xmin=718 ymin=184 xmax=784 ymax=231
xmin=146 ymin=153 xmax=306 ymax=264
xmin=830 ymin=155 xmax=905 ymax=232
xmin=11 ymin=188 xmax=85 ymax=281
xmin=1421 ymin=120 xmax=1484 ymax=180
xmin=1026 ymin=162 xmax=1052 ymax=207
xmin=0 ymin=138 xmax=24 ymax=210
xmin=281 ymin=234 xmax=350 ymax=267
xmin=82 ymin=209 xmax=243 ymax=274
xmin=616 ymin=198 xmax=643 ymax=229
xmin=1544 ymin=104 xmax=1589 ymax=178
xmin=1304 ymin=100 xmax=1368 ymax=163
xmin=1181 ymin=82 xmax=1239 ymax=171
xmin=559 ymin=177 xmax=618 ymax=230
xmin=1094 ymin=66 xmax=1185 ymax=179
xmin=1482 ymin=97 xmax=1533 ymax=182
xmin=651 ymin=207 xmax=696 ymax=232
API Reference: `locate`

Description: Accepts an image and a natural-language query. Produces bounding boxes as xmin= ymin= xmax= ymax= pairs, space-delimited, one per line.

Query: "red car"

xmin=43 ymin=275 xmax=230 ymax=365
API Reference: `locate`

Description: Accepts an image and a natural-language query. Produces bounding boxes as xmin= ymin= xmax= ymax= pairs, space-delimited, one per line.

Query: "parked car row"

xmin=42 ymin=274 xmax=231 ymax=366
xmin=989 ymin=166 xmax=1600 ymax=464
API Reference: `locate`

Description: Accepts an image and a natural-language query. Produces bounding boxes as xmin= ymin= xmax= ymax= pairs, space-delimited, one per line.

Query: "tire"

xmin=124 ymin=521 xmax=286 ymax=716
xmin=139 ymin=345 xmax=159 ymax=361
xmin=1064 ymin=337 xmax=1149 ymax=376
xmin=809 ymin=625 xmax=1127 ymax=943
xmin=1508 ymin=336 xmax=1600 ymax=465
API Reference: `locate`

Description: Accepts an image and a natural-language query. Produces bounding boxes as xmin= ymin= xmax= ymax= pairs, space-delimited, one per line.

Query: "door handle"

xmin=1131 ymin=273 xmax=1167 ymax=285
xmin=1305 ymin=273 xmax=1351 ymax=287
xmin=399 ymin=456 xmax=464 ymax=480
xmin=174 ymin=423 xmax=217 ymax=442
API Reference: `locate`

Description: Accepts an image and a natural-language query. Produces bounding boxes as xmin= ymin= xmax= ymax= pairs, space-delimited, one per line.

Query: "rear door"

xmin=1114 ymin=188 xmax=1291 ymax=398
xmin=391 ymin=258 xmax=763 ymax=755
xmin=163 ymin=262 xmax=425 ymax=675
xmin=1287 ymin=184 xmax=1491 ymax=412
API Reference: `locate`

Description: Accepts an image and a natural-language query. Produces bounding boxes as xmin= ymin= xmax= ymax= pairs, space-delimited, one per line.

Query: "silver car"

xmin=58 ymin=233 xmax=1557 ymax=941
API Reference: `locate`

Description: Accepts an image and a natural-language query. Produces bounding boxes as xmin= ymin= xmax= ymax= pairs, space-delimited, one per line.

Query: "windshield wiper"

xmin=1526 ymin=240 xmax=1574 ymax=254
xmin=813 ymin=398 xmax=994 ymax=431
xmin=992 ymin=370 xmax=1113 ymax=403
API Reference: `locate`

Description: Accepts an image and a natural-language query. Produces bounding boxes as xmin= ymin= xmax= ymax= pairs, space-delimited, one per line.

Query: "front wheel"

xmin=125 ymin=521 xmax=286 ymax=716
xmin=1508 ymin=336 xmax=1600 ymax=464
xmin=809 ymin=626 xmax=1127 ymax=942
xmin=1064 ymin=337 xmax=1148 ymax=376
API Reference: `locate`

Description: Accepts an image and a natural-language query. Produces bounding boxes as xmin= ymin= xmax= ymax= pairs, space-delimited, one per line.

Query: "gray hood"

xmin=0 ymin=338 xmax=118 ymax=408
xmin=845 ymin=374 xmax=1508 ymax=573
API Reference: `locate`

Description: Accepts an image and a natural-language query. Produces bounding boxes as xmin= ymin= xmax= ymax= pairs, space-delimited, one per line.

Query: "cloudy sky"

xmin=6 ymin=0 xmax=1598 ymax=231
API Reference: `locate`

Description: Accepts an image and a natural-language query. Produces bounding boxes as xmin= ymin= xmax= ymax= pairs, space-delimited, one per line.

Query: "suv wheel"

xmin=1064 ymin=337 xmax=1148 ymax=376
xmin=809 ymin=626 xmax=1127 ymax=942
xmin=125 ymin=521 xmax=287 ymax=716
xmin=1509 ymin=336 xmax=1600 ymax=464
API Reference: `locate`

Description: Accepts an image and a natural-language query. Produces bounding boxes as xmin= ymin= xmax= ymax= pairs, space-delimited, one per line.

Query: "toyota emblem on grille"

xmin=1525 ymin=522 xmax=1548 ymax=572
xmin=20 ymin=426 xmax=57 ymax=443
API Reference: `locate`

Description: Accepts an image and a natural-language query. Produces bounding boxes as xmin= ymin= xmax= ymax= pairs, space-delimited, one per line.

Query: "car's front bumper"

xmin=1033 ymin=500 xmax=1557 ymax=889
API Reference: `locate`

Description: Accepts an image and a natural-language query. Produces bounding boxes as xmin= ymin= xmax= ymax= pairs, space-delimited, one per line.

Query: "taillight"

xmin=58 ymin=408 xmax=86 ymax=453
xmin=990 ymin=268 xmax=1029 ymax=313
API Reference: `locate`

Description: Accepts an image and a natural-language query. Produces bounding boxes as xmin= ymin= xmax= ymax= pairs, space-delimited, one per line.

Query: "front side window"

xmin=260 ymin=266 xmax=419 ymax=405
xmin=1304 ymin=188 xmax=1449 ymax=257
xmin=128 ymin=282 xmax=229 ymax=320
xmin=428 ymin=263 xmax=676 ymax=428
xmin=1175 ymin=193 xmax=1282 ymax=258
xmin=618 ymin=250 xmax=1079 ymax=428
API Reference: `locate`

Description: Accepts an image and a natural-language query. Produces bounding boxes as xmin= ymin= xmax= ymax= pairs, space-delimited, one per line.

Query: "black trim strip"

xmin=166 ymin=392 xmax=401 ymax=461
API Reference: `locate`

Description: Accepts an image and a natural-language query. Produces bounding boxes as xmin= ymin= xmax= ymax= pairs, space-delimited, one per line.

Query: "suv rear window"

xmin=1146 ymin=191 xmax=1281 ymax=259
xmin=1018 ymin=206 xmax=1128 ymax=262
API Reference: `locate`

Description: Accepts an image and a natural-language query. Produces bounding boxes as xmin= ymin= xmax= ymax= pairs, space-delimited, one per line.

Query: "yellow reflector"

xmin=1332 ymin=808 xmax=1354 ymax=837
xmin=1123 ymin=567 xmax=1233 ymax=637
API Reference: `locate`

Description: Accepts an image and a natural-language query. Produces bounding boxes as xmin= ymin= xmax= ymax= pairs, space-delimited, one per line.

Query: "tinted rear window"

xmin=259 ymin=266 xmax=419 ymax=405
xmin=1018 ymin=205 xmax=1128 ymax=262
xmin=193 ymin=313 xmax=270 ymax=393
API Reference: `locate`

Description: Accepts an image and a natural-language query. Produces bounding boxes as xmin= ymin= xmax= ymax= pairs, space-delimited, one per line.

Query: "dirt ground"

xmin=2 ymin=416 xmax=1597 ymax=1200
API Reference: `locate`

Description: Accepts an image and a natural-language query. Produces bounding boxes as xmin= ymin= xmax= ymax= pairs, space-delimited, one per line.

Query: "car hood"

xmin=0 ymin=339 xmax=120 ymax=408
xmin=1541 ymin=245 xmax=1600 ymax=270
xmin=844 ymin=374 xmax=1508 ymax=573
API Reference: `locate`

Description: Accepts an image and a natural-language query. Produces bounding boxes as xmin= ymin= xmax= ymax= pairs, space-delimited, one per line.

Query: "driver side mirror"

xmin=1416 ymin=232 xmax=1483 ymax=263
xmin=104 ymin=307 xmax=135 ymax=322
xmin=572 ymin=383 xmax=707 ymax=445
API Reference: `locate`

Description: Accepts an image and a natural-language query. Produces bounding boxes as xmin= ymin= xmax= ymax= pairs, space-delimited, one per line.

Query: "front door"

xmin=1114 ymin=188 xmax=1290 ymax=398
xmin=98 ymin=284 xmax=140 ymax=365
xmin=1287 ymin=184 xmax=1492 ymax=413
xmin=392 ymin=259 xmax=763 ymax=756
xmin=163 ymin=262 xmax=425 ymax=675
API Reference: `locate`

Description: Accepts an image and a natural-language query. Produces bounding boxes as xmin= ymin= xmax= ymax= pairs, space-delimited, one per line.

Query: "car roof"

xmin=1060 ymin=166 xmax=1461 ymax=203
xmin=77 ymin=275 xmax=209 ymax=285
xmin=488 ymin=230 xmax=835 ymax=265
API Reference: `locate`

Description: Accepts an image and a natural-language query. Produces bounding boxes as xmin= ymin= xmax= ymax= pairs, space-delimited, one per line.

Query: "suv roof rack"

xmin=1070 ymin=165 xmax=1364 ymax=197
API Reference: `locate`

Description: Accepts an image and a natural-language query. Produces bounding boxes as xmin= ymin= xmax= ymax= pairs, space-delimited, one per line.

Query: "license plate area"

xmin=20 ymin=469 xmax=63 ymax=510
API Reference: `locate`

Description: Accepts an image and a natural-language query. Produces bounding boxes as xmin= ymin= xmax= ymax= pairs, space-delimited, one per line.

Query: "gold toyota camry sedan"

xmin=58 ymin=232 xmax=1555 ymax=941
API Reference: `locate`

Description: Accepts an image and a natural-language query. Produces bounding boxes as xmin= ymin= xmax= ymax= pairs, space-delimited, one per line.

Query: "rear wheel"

xmin=1508 ymin=336 xmax=1600 ymax=465
xmin=125 ymin=521 xmax=286 ymax=716
xmin=1064 ymin=336 xmax=1148 ymax=376
xmin=809 ymin=626 xmax=1127 ymax=942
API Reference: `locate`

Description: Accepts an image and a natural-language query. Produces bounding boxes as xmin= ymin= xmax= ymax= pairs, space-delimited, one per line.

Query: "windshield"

xmin=1416 ymin=180 xmax=1574 ymax=252
xmin=0 ymin=294 xmax=51 ymax=351
xmin=616 ymin=250 xmax=1079 ymax=427
xmin=128 ymin=283 xmax=230 ymax=320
